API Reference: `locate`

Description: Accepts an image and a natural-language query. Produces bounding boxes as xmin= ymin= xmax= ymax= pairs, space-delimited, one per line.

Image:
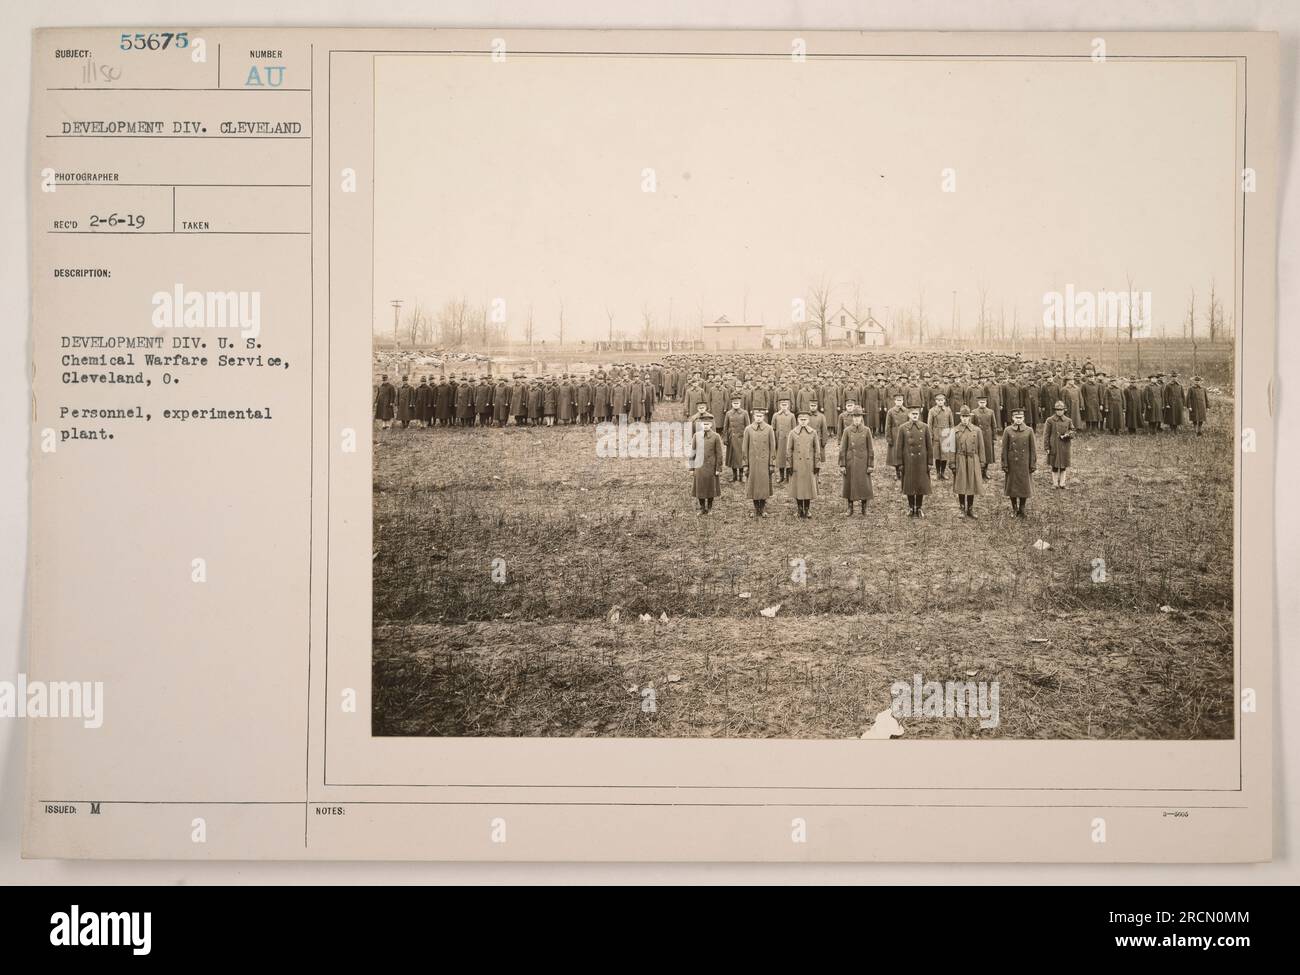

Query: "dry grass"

xmin=373 ymin=396 xmax=1234 ymax=739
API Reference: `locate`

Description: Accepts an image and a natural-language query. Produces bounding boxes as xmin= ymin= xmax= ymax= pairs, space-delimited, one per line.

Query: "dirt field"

xmin=373 ymin=397 xmax=1234 ymax=740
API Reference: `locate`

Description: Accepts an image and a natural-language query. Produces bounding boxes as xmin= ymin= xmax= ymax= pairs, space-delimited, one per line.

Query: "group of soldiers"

xmin=671 ymin=351 xmax=1214 ymax=520
xmin=373 ymin=349 xmax=1215 ymax=520
xmin=372 ymin=363 xmax=690 ymax=428
xmin=667 ymin=355 xmax=1211 ymax=440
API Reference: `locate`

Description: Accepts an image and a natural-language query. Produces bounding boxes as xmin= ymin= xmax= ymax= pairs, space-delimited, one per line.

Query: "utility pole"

xmin=390 ymin=299 xmax=403 ymax=348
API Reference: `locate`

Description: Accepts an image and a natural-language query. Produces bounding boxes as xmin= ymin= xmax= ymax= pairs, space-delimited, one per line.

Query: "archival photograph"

xmin=370 ymin=52 xmax=1237 ymax=741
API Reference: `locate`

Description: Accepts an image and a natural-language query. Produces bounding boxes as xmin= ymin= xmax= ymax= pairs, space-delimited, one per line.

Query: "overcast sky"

xmin=374 ymin=53 xmax=1237 ymax=341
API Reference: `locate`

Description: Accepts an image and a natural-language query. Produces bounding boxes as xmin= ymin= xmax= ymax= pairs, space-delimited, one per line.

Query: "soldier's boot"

xmin=915 ymin=497 xmax=924 ymax=518
xmin=859 ymin=502 xmax=868 ymax=515
xmin=706 ymin=498 xmax=714 ymax=513
xmin=757 ymin=500 xmax=766 ymax=517
xmin=967 ymin=499 xmax=978 ymax=520
xmin=981 ymin=464 xmax=989 ymax=481
xmin=697 ymin=499 xmax=707 ymax=515
xmin=846 ymin=502 xmax=854 ymax=517
xmin=753 ymin=501 xmax=763 ymax=517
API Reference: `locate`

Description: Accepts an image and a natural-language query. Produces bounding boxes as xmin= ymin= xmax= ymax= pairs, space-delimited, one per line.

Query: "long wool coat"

xmin=1061 ymin=385 xmax=1084 ymax=426
xmin=896 ymin=420 xmax=933 ymax=495
xmin=721 ymin=408 xmax=750 ymax=467
xmin=1187 ymin=385 xmax=1209 ymax=423
xmin=884 ymin=406 xmax=910 ymax=465
xmin=820 ymin=386 xmax=841 ymax=433
xmin=707 ymin=387 xmax=728 ymax=420
xmin=950 ymin=423 xmax=986 ymax=495
xmin=556 ymin=383 xmax=575 ymax=421
xmin=743 ymin=422 xmax=778 ymax=500
xmin=1164 ymin=382 xmax=1186 ymax=427
xmin=839 ymin=424 xmax=874 ymax=501
xmin=690 ymin=430 xmax=724 ymax=499
xmin=1001 ymin=424 xmax=1036 ymax=497
xmin=1141 ymin=383 xmax=1162 ymax=425
xmin=928 ymin=405 xmax=955 ymax=461
xmin=772 ymin=410 xmax=796 ymax=466
xmin=1104 ymin=386 xmax=1124 ymax=432
xmin=374 ymin=381 xmax=396 ymax=420
xmin=684 ymin=386 xmax=706 ymax=417
xmin=455 ymin=383 xmax=474 ymax=419
xmin=1043 ymin=413 xmax=1074 ymax=468
xmin=396 ymin=383 xmax=417 ymax=422
xmin=786 ymin=426 xmax=823 ymax=500
xmin=1123 ymin=384 xmax=1142 ymax=431
xmin=1022 ymin=384 xmax=1040 ymax=428
xmin=1081 ymin=381 xmax=1102 ymax=422
xmin=971 ymin=406 xmax=997 ymax=463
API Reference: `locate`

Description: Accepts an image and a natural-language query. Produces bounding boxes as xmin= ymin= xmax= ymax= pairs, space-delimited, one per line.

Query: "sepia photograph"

xmin=369 ymin=51 xmax=1239 ymax=741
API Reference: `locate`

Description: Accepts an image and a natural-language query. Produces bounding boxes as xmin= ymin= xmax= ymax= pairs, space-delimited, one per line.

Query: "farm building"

xmin=701 ymin=316 xmax=765 ymax=350
xmin=823 ymin=305 xmax=887 ymax=347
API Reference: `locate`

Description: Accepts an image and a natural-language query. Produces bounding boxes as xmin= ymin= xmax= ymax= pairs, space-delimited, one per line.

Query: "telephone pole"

xmin=390 ymin=299 xmax=403 ymax=348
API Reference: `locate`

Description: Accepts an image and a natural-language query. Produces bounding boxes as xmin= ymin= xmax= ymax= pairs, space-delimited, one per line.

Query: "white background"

xmin=2 ymin=0 xmax=1296 ymax=884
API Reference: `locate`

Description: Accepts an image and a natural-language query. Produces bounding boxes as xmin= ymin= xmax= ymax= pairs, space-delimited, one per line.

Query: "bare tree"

xmin=557 ymin=299 xmax=566 ymax=346
xmin=1185 ymin=289 xmax=1195 ymax=341
xmin=850 ymin=280 xmax=869 ymax=346
xmin=977 ymin=284 xmax=990 ymax=345
xmin=916 ymin=286 xmax=928 ymax=345
xmin=1207 ymin=279 xmax=1223 ymax=343
xmin=806 ymin=277 xmax=833 ymax=349
xmin=437 ymin=297 xmax=470 ymax=348
xmin=604 ymin=304 xmax=615 ymax=344
xmin=406 ymin=302 xmax=431 ymax=346
xmin=1124 ymin=271 xmax=1138 ymax=342
xmin=641 ymin=301 xmax=656 ymax=342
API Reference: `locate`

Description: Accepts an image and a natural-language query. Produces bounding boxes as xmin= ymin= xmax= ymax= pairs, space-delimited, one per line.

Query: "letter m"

xmin=206 ymin=291 xmax=240 ymax=328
